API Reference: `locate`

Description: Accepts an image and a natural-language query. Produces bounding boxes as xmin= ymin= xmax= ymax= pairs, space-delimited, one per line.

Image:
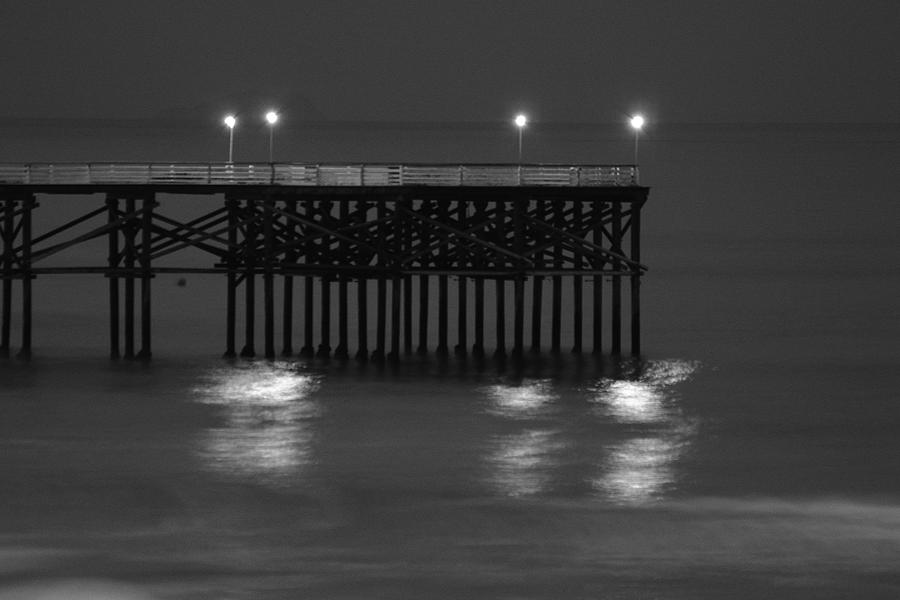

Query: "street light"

xmin=224 ymin=115 xmax=236 ymax=163
xmin=514 ymin=114 xmax=527 ymax=162
xmin=265 ymin=110 xmax=279 ymax=162
xmin=629 ymin=114 xmax=645 ymax=166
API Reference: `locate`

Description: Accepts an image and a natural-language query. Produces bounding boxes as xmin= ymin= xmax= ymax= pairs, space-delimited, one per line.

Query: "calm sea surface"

xmin=1 ymin=122 xmax=899 ymax=598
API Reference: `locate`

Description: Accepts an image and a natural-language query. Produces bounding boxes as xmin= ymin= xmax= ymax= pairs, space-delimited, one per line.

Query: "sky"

xmin=1 ymin=0 xmax=898 ymax=124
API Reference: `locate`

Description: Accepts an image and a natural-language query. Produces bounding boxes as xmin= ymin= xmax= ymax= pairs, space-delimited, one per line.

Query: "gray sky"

xmin=1 ymin=0 xmax=897 ymax=123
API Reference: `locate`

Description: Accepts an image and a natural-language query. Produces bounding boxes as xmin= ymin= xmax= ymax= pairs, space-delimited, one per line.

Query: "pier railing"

xmin=0 ymin=163 xmax=638 ymax=187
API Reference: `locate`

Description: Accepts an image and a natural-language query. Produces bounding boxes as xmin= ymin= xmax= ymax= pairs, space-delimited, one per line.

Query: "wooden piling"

xmin=611 ymin=201 xmax=622 ymax=354
xmin=17 ymin=195 xmax=33 ymax=359
xmin=436 ymin=199 xmax=449 ymax=357
xmin=301 ymin=275 xmax=314 ymax=358
xmin=317 ymin=277 xmax=331 ymax=358
xmin=263 ymin=198 xmax=275 ymax=359
xmin=240 ymin=200 xmax=256 ymax=358
xmin=356 ymin=277 xmax=369 ymax=361
xmin=335 ymin=199 xmax=350 ymax=359
xmin=592 ymin=201 xmax=603 ymax=355
xmin=572 ymin=200 xmax=583 ymax=354
xmin=137 ymin=195 xmax=153 ymax=360
xmin=0 ymin=198 xmax=10 ymax=357
xmin=417 ymin=275 xmax=429 ymax=356
xmin=281 ymin=199 xmax=297 ymax=357
xmin=630 ymin=200 xmax=642 ymax=356
xmin=124 ymin=197 xmax=136 ymax=359
xmin=473 ymin=277 xmax=485 ymax=358
xmin=224 ymin=198 xmax=238 ymax=358
xmin=107 ymin=195 xmax=120 ymax=359
xmin=375 ymin=276 xmax=386 ymax=362
xmin=390 ymin=275 xmax=401 ymax=361
xmin=551 ymin=199 xmax=563 ymax=354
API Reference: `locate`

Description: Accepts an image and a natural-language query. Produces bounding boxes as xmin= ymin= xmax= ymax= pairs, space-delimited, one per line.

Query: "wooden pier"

xmin=0 ymin=163 xmax=648 ymax=361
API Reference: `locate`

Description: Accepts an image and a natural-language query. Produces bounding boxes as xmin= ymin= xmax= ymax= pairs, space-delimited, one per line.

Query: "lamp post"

xmin=514 ymin=114 xmax=527 ymax=162
xmin=224 ymin=115 xmax=236 ymax=163
xmin=265 ymin=110 xmax=279 ymax=162
xmin=629 ymin=114 xmax=645 ymax=166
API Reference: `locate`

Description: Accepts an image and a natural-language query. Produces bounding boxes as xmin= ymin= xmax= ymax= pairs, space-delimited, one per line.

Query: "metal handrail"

xmin=0 ymin=162 xmax=639 ymax=187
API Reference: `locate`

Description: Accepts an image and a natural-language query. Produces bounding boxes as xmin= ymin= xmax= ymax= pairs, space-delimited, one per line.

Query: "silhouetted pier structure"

xmin=0 ymin=163 xmax=648 ymax=361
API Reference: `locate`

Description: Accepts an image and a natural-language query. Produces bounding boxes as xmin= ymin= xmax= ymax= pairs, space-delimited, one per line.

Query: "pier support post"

xmin=493 ymin=199 xmax=507 ymax=360
xmin=107 ymin=195 xmax=121 ymax=359
xmin=1 ymin=197 xmax=14 ymax=357
xmin=630 ymin=200 xmax=642 ymax=356
xmin=611 ymin=201 xmax=622 ymax=354
xmin=551 ymin=199 xmax=563 ymax=354
xmin=224 ymin=198 xmax=238 ymax=358
xmin=137 ymin=194 xmax=154 ymax=360
xmin=17 ymin=195 xmax=34 ymax=359
xmin=572 ymin=200 xmax=583 ymax=354
xmin=356 ymin=277 xmax=369 ymax=362
xmin=592 ymin=202 xmax=603 ymax=355
xmin=473 ymin=277 xmax=485 ymax=358
xmin=240 ymin=199 xmax=256 ymax=358
xmin=123 ymin=198 xmax=136 ymax=359
xmin=317 ymin=277 xmax=331 ymax=358
xmin=417 ymin=275 xmax=429 ymax=356
xmin=335 ymin=199 xmax=350 ymax=360
xmin=301 ymin=275 xmax=314 ymax=358
xmin=263 ymin=198 xmax=275 ymax=359
xmin=390 ymin=275 xmax=401 ymax=362
xmin=494 ymin=278 xmax=506 ymax=360
xmin=281 ymin=199 xmax=298 ymax=357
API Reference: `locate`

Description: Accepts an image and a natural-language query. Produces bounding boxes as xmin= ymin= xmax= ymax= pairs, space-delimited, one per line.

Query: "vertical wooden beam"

xmin=356 ymin=199 xmax=369 ymax=362
xmin=390 ymin=275 xmax=401 ymax=362
xmin=530 ymin=198 xmax=544 ymax=354
xmin=224 ymin=197 xmax=238 ymax=358
xmin=356 ymin=277 xmax=369 ymax=362
xmin=375 ymin=276 xmax=386 ymax=362
xmin=240 ymin=199 xmax=256 ymax=358
xmin=300 ymin=198 xmax=315 ymax=358
xmin=592 ymin=198 xmax=604 ymax=355
xmin=551 ymin=199 xmax=563 ymax=354
xmin=572 ymin=199 xmax=583 ymax=354
xmin=473 ymin=276 xmax=485 ymax=358
xmin=403 ymin=275 xmax=413 ymax=356
xmin=281 ymin=199 xmax=297 ymax=357
xmin=263 ymin=197 xmax=275 ymax=359
xmin=512 ymin=196 xmax=525 ymax=358
xmin=0 ymin=197 xmax=11 ymax=357
xmin=301 ymin=275 xmax=314 ymax=357
xmin=374 ymin=198 xmax=387 ymax=362
xmin=317 ymin=199 xmax=332 ymax=359
xmin=417 ymin=275 xmax=429 ymax=356
xmin=611 ymin=200 xmax=622 ymax=354
xmin=335 ymin=198 xmax=349 ymax=360
xmin=17 ymin=195 xmax=34 ymax=359
xmin=317 ymin=276 xmax=331 ymax=358
xmin=137 ymin=194 xmax=153 ymax=360
xmin=493 ymin=198 xmax=507 ymax=359
xmin=107 ymin=195 xmax=120 ymax=359
xmin=630 ymin=197 xmax=642 ymax=356
xmin=124 ymin=197 xmax=136 ymax=359
xmin=436 ymin=198 xmax=449 ymax=357
xmin=456 ymin=199 xmax=468 ymax=358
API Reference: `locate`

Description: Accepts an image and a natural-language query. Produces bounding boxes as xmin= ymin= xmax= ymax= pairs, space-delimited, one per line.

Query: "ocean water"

xmin=1 ymin=121 xmax=899 ymax=598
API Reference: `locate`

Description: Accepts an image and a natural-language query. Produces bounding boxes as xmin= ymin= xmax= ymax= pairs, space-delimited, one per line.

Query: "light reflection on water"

xmin=590 ymin=359 xmax=700 ymax=505
xmin=482 ymin=379 xmax=563 ymax=496
xmin=481 ymin=361 xmax=700 ymax=503
xmin=192 ymin=362 xmax=321 ymax=487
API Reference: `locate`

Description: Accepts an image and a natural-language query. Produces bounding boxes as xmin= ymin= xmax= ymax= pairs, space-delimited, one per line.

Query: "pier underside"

xmin=0 ymin=182 xmax=647 ymax=361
